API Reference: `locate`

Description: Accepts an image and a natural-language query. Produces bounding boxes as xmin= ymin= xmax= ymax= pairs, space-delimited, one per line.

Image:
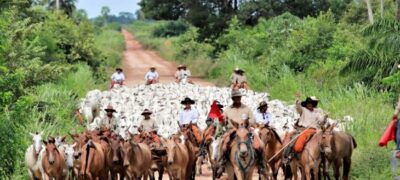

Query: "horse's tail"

xmin=351 ymin=135 xmax=357 ymax=149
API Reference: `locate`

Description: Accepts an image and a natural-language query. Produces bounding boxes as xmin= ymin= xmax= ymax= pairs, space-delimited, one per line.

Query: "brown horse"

xmin=177 ymin=128 xmax=200 ymax=180
xmin=121 ymin=141 xmax=153 ymax=179
xmin=320 ymin=126 xmax=357 ymax=180
xmin=228 ymin=127 xmax=257 ymax=180
xmin=283 ymin=129 xmax=323 ymax=180
xmin=79 ymin=139 xmax=107 ymax=179
xmin=69 ymin=132 xmax=87 ymax=179
xmin=258 ymin=125 xmax=283 ymax=180
xmin=41 ymin=138 xmax=66 ymax=180
xmin=107 ymin=137 xmax=125 ymax=180
xmin=165 ymin=136 xmax=190 ymax=180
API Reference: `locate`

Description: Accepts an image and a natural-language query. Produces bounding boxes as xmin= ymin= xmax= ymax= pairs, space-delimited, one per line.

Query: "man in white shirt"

xmin=178 ymin=97 xmax=201 ymax=143
xmin=253 ymin=101 xmax=273 ymax=126
xmin=111 ymin=68 xmax=125 ymax=88
xmin=144 ymin=67 xmax=159 ymax=85
xmin=175 ymin=65 xmax=194 ymax=84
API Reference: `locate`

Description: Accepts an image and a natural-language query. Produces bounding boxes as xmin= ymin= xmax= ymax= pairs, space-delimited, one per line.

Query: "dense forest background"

xmin=0 ymin=0 xmax=126 ymax=178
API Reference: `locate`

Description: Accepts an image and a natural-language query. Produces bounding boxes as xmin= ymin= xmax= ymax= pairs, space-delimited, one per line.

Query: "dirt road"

xmin=121 ymin=29 xmax=213 ymax=87
xmin=120 ymin=29 xmax=272 ymax=179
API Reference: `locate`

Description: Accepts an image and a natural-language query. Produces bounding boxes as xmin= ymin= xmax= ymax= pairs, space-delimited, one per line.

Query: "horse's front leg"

xmin=233 ymin=166 xmax=244 ymax=180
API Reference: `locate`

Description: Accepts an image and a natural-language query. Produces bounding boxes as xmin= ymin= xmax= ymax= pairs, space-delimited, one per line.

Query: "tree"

xmin=342 ymin=19 xmax=400 ymax=84
xmin=139 ymin=0 xmax=184 ymax=20
xmin=365 ymin=0 xmax=374 ymax=24
xmin=101 ymin=6 xmax=110 ymax=24
xmin=48 ymin=0 xmax=77 ymax=17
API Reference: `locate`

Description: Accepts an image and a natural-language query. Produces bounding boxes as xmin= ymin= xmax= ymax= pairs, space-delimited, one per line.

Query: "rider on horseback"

xmin=178 ymin=97 xmax=202 ymax=144
xmin=111 ymin=68 xmax=125 ymax=88
xmin=101 ymin=105 xmax=119 ymax=130
xmin=175 ymin=65 xmax=194 ymax=84
xmin=215 ymin=89 xmax=267 ymax=177
xmin=230 ymin=67 xmax=249 ymax=90
xmin=283 ymin=92 xmax=328 ymax=162
xmin=254 ymin=101 xmax=273 ymax=126
xmin=139 ymin=109 xmax=161 ymax=146
xmin=144 ymin=67 xmax=159 ymax=85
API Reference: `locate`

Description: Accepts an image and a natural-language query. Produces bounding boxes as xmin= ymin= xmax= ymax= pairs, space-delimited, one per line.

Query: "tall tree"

xmin=101 ymin=6 xmax=110 ymax=24
xmin=397 ymin=0 xmax=400 ymax=20
xmin=365 ymin=0 xmax=374 ymax=24
xmin=139 ymin=0 xmax=184 ymax=20
xmin=48 ymin=0 xmax=76 ymax=17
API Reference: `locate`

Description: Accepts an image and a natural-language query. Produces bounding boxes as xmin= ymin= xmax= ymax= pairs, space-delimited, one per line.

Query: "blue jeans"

xmin=397 ymin=120 xmax=400 ymax=150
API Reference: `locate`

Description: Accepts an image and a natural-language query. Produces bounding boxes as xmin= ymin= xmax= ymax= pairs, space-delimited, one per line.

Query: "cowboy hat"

xmin=257 ymin=101 xmax=268 ymax=109
xmin=301 ymin=96 xmax=319 ymax=108
xmin=181 ymin=97 xmax=195 ymax=104
xmin=177 ymin=64 xmax=186 ymax=69
xmin=104 ymin=105 xmax=117 ymax=112
xmin=234 ymin=67 xmax=244 ymax=73
xmin=141 ymin=109 xmax=152 ymax=115
xmin=231 ymin=89 xmax=243 ymax=98
xmin=116 ymin=68 xmax=123 ymax=72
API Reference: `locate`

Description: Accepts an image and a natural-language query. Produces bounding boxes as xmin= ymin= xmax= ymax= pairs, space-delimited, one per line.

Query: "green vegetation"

xmin=131 ymin=0 xmax=400 ymax=178
xmin=0 ymin=1 xmax=124 ymax=178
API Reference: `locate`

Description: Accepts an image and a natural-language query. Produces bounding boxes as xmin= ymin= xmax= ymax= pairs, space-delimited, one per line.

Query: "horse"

xmin=69 ymin=132 xmax=87 ymax=179
xmin=257 ymin=125 xmax=283 ymax=180
xmin=63 ymin=143 xmax=77 ymax=180
xmin=177 ymin=126 xmax=201 ymax=180
xmin=165 ymin=136 xmax=190 ymax=180
xmin=320 ymin=125 xmax=357 ymax=180
xmin=41 ymin=137 xmax=66 ymax=180
xmin=25 ymin=132 xmax=44 ymax=180
xmin=106 ymin=137 xmax=125 ymax=180
xmin=79 ymin=139 xmax=108 ymax=179
xmin=208 ymin=137 xmax=222 ymax=180
xmin=121 ymin=140 xmax=153 ymax=180
xmin=283 ymin=129 xmax=323 ymax=180
xmin=228 ymin=127 xmax=258 ymax=180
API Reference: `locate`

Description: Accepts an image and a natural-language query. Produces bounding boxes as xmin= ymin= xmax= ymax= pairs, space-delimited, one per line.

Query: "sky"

xmin=76 ymin=0 xmax=140 ymax=18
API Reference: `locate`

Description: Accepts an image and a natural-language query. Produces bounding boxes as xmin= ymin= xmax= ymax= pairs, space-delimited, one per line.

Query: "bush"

xmin=152 ymin=20 xmax=189 ymax=37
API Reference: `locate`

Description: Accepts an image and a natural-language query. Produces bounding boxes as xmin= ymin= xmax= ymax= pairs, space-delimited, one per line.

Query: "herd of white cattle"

xmin=78 ymin=83 xmax=346 ymax=139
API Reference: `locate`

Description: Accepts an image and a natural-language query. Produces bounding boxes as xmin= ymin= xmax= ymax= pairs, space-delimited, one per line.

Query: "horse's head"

xmin=166 ymin=138 xmax=177 ymax=165
xmin=64 ymin=143 xmax=77 ymax=168
xmin=121 ymin=140 xmax=134 ymax=167
xmin=109 ymin=137 xmax=123 ymax=164
xmin=30 ymin=131 xmax=43 ymax=154
xmin=43 ymin=140 xmax=58 ymax=165
xmin=69 ymin=133 xmax=85 ymax=160
xmin=259 ymin=127 xmax=272 ymax=144
xmin=236 ymin=128 xmax=251 ymax=157
xmin=321 ymin=124 xmax=336 ymax=156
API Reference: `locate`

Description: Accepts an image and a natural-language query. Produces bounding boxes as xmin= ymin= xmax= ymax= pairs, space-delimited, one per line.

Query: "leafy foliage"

xmin=152 ymin=20 xmax=189 ymax=37
xmin=0 ymin=2 xmax=124 ymax=178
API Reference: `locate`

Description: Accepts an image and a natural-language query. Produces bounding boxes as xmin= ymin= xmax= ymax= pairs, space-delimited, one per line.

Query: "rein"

xmin=234 ymin=134 xmax=255 ymax=174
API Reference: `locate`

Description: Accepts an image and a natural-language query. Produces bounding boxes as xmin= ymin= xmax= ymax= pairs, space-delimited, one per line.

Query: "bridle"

xmin=234 ymin=129 xmax=255 ymax=174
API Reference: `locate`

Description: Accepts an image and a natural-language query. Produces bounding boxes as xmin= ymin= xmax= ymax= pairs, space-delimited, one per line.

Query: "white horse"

xmin=25 ymin=132 xmax=44 ymax=180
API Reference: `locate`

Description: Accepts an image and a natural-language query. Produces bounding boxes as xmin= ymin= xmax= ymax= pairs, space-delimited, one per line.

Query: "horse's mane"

xmin=270 ymin=128 xmax=282 ymax=144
